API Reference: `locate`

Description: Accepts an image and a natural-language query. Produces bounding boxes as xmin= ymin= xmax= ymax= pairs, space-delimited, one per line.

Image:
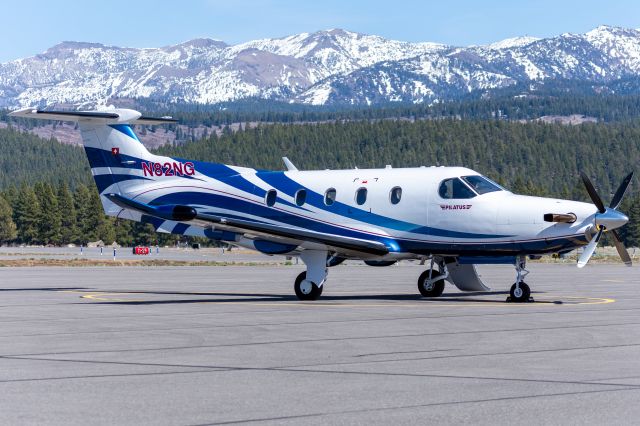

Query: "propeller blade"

xmin=610 ymin=172 xmax=634 ymax=210
xmin=580 ymin=172 xmax=606 ymax=213
xmin=611 ymin=229 xmax=633 ymax=267
xmin=577 ymin=227 xmax=603 ymax=268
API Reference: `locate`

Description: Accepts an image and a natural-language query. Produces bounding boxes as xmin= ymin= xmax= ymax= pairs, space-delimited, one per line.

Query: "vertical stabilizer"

xmin=9 ymin=108 xmax=177 ymax=216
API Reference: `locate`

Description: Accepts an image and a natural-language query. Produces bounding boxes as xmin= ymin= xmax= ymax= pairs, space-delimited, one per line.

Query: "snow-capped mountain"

xmin=2 ymin=25 xmax=640 ymax=108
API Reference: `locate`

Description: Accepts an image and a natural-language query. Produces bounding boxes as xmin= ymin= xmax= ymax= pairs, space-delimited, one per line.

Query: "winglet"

xmin=282 ymin=157 xmax=298 ymax=171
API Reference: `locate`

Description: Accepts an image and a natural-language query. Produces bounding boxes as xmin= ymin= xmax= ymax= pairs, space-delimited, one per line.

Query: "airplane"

xmin=9 ymin=107 xmax=633 ymax=303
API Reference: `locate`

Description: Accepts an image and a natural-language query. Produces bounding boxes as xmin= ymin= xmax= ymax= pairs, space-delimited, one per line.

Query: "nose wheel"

xmin=509 ymin=282 xmax=531 ymax=303
xmin=294 ymin=272 xmax=323 ymax=301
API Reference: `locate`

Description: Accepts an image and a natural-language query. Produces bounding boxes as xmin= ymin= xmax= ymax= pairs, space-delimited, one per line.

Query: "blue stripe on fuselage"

xmin=255 ymin=171 xmax=510 ymax=239
xmin=148 ymin=190 xmax=510 ymax=244
xmin=172 ymin=223 xmax=190 ymax=235
xmin=140 ymin=214 xmax=165 ymax=230
xmin=94 ymin=174 xmax=151 ymax=193
xmin=82 ymin=148 xmax=508 ymax=240
xmin=150 ymin=191 xmax=382 ymax=242
xmin=148 ymin=189 xmax=587 ymax=256
xmin=84 ymin=147 xmax=141 ymax=170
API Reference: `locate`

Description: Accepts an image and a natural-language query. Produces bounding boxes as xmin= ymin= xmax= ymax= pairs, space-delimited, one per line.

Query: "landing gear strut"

xmin=294 ymin=250 xmax=328 ymax=301
xmin=418 ymin=257 xmax=449 ymax=298
xmin=508 ymin=256 xmax=533 ymax=303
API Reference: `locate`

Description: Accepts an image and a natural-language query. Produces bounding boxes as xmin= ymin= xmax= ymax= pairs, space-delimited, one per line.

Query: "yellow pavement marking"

xmin=60 ymin=290 xmax=614 ymax=307
xmin=62 ymin=290 xmax=147 ymax=303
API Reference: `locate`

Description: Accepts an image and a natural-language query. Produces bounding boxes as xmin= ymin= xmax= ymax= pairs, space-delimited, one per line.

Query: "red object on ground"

xmin=133 ymin=246 xmax=150 ymax=255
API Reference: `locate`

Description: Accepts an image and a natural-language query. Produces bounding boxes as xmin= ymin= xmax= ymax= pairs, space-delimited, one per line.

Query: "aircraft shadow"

xmin=0 ymin=287 xmax=89 ymax=292
xmin=80 ymin=289 xmax=533 ymax=306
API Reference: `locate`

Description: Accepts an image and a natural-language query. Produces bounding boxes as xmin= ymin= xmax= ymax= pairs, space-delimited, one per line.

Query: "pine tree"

xmin=1 ymin=186 xmax=18 ymax=207
xmin=0 ymin=195 xmax=17 ymax=243
xmin=35 ymin=182 xmax=62 ymax=245
xmin=114 ymin=219 xmax=134 ymax=246
xmin=623 ymin=197 xmax=640 ymax=248
xmin=73 ymin=184 xmax=95 ymax=244
xmin=96 ymin=215 xmax=116 ymax=245
xmin=13 ymin=186 xmax=40 ymax=244
xmin=131 ymin=221 xmax=156 ymax=245
xmin=57 ymin=183 xmax=77 ymax=244
xmin=77 ymin=186 xmax=115 ymax=245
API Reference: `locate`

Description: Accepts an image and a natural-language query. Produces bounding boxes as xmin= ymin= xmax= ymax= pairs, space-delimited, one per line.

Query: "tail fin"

xmin=9 ymin=108 xmax=178 ymax=217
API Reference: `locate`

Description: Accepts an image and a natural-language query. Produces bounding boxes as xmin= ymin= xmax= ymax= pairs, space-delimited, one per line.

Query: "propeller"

xmin=577 ymin=227 xmax=603 ymax=268
xmin=578 ymin=172 xmax=633 ymax=268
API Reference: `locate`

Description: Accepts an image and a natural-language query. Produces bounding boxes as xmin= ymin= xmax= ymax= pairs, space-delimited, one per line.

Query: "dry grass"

xmin=0 ymin=258 xmax=290 ymax=267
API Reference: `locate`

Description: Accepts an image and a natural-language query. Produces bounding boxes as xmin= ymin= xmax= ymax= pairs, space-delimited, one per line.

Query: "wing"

xmin=105 ymin=193 xmax=389 ymax=256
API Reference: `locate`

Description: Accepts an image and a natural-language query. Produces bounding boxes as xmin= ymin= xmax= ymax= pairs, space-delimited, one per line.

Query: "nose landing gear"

xmin=507 ymin=256 xmax=534 ymax=303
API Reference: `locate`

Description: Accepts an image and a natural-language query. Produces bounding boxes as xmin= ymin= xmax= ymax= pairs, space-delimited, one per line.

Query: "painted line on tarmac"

xmin=62 ymin=291 xmax=148 ymax=303
xmin=61 ymin=290 xmax=614 ymax=307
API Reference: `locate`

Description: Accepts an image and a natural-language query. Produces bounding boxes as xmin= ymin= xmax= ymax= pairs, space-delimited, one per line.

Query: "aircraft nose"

xmin=596 ymin=208 xmax=629 ymax=230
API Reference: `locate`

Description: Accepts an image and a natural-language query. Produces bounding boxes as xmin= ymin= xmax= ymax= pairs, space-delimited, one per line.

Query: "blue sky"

xmin=2 ymin=0 xmax=639 ymax=63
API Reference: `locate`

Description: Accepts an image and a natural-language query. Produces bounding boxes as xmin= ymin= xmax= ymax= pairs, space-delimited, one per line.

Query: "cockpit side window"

xmin=461 ymin=175 xmax=503 ymax=195
xmin=438 ymin=178 xmax=477 ymax=199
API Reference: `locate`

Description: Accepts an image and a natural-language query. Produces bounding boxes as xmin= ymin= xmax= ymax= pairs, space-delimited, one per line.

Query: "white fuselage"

xmin=111 ymin=158 xmax=597 ymax=259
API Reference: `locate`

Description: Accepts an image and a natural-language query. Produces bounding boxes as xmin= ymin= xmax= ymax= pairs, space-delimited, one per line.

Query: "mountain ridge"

xmin=3 ymin=25 xmax=640 ymax=107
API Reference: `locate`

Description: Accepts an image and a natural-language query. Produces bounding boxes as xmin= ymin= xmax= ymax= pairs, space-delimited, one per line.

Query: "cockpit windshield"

xmin=438 ymin=178 xmax=476 ymax=199
xmin=461 ymin=175 xmax=503 ymax=195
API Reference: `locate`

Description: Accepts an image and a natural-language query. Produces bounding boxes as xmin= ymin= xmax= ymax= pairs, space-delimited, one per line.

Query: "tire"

xmin=417 ymin=270 xmax=445 ymax=297
xmin=294 ymin=272 xmax=323 ymax=301
xmin=509 ymin=282 xmax=531 ymax=303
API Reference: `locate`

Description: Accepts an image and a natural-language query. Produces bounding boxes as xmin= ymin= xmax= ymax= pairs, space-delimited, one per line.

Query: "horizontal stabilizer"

xmin=136 ymin=116 xmax=179 ymax=125
xmin=9 ymin=108 xmax=177 ymax=125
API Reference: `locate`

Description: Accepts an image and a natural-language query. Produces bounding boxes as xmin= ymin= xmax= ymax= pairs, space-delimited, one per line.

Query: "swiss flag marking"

xmin=111 ymin=147 xmax=120 ymax=156
xmin=362 ymin=180 xmax=368 ymax=184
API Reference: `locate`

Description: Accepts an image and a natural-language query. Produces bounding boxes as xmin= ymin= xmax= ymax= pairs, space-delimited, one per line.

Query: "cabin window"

xmin=355 ymin=187 xmax=368 ymax=205
xmin=324 ymin=188 xmax=337 ymax=206
xmin=265 ymin=189 xmax=277 ymax=206
xmin=438 ymin=178 xmax=476 ymax=199
xmin=461 ymin=175 xmax=502 ymax=195
xmin=295 ymin=189 xmax=307 ymax=206
xmin=390 ymin=186 xmax=402 ymax=205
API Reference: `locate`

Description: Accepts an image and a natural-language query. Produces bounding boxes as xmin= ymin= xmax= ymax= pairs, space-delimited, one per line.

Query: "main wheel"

xmin=417 ymin=270 xmax=445 ymax=297
xmin=509 ymin=282 xmax=531 ymax=303
xmin=294 ymin=272 xmax=323 ymax=301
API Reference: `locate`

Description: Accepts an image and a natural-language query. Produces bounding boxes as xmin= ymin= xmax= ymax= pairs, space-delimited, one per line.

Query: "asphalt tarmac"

xmin=0 ymin=263 xmax=639 ymax=425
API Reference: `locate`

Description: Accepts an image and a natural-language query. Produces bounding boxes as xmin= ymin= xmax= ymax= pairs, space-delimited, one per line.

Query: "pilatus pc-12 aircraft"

xmin=10 ymin=107 xmax=634 ymax=303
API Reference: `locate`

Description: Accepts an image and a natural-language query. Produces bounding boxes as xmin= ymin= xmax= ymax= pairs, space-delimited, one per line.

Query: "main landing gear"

xmin=294 ymin=250 xmax=328 ymax=301
xmin=417 ymin=258 xmax=449 ymax=298
xmin=507 ymin=256 xmax=533 ymax=303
